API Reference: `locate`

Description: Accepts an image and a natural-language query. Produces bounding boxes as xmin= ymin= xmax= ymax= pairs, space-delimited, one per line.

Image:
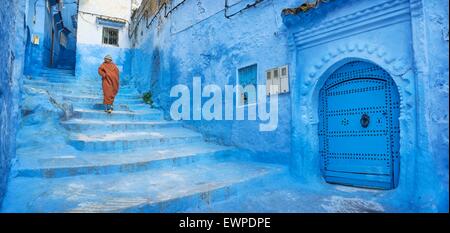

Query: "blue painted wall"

xmin=129 ymin=0 xmax=448 ymax=211
xmin=0 ymin=0 xmax=26 ymax=207
xmin=74 ymin=0 xmax=133 ymax=83
xmin=1 ymin=0 xmax=444 ymax=212
xmin=130 ymin=0 xmax=302 ymax=164
xmin=56 ymin=1 xmax=78 ymax=69
xmin=416 ymin=0 xmax=449 ymax=212
xmin=24 ymin=0 xmax=48 ymax=74
xmin=282 ymin=0 xmax=448 ymax=212
xmin=22 ymin=0 xmax=77 ymax=73
xmin=40 ymin=0 xmax=77 ymax=70
xmin=76 ymin=44 xmax=132 ymax=84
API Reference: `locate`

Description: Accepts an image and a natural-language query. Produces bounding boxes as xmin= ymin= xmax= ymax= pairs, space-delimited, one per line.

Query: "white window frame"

xmin=102 ymin=27 xmax=119 ymax=46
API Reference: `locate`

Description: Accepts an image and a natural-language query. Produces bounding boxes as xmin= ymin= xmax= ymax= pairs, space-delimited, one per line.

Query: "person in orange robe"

xmin=98 ymin=55 xmax=120 ymax=113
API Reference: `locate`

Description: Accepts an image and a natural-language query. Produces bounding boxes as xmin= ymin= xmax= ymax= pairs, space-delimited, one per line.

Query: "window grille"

xmin=102 ymin=27 xmax=119 ymax=46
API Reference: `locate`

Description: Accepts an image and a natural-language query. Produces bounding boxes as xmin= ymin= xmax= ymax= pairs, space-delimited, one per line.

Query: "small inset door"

xmin=319 ymin=61 xmax=400 ymax=189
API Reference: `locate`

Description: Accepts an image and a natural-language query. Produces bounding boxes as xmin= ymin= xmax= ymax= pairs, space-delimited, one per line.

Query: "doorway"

xmin=318 ymin=61 xmax=400 ymax=189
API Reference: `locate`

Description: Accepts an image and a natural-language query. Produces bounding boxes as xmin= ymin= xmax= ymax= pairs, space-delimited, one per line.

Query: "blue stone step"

xmin=1 ymin=161 xmax=285 ymax=213
xmin=33 ymin=74 xmax=77 ymax=83
xmin=25 ymin=86 xmax=140 ymax=99
xmin=71 ymin=103 xmax=152 ymax=112
xmin=24 ymin=79 xmax=93 ymax=88
xmin=37 ymin=72 xmax=75 ymax=78
xmin=61 ymin=94 xmax=143 ymax=104
xmin=36 ymin=75 xmax=76 ymax=81
xmin=49 ymin=87 xmax=139 ymax=97
xmin=41 ymin=69 xmax=74 ymax=73
xmin=13 ymin=143 xmax=241 ymax=178
xmin=61 ymin=118 xmax=179 ymax=132
xmin=24 ymin=80 xmax=138 ymax=94
xmin=89 ymin=103 xmax=152 ymax=111
xmin=25 ymin=86 xmax=139 ymax=97
xmin=69 ymin=128 xmax=203 ymax=152
xmin=55 ymin=65 xmax=75 ymax=70
xmin=83 ymin=103 xmax=149 ymax=111
xmin=39 ymin=68 xmax=74 ymax=72
xmin=72 ymin=108 xmax=163 ymax=121
xmin=47 ymin=89 xmax=142 ymax=98
xmin=30 ymin=73 xmax=78 ymax=80
xmin=40 ymin=69 xmax=74 ymax=74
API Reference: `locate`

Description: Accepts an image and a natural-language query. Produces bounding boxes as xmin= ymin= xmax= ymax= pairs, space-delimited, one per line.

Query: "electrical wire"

xmin=224 ymin=0 xmax=264 ymax=19
xmin=129 ymin=0 xmax=264 ymax=39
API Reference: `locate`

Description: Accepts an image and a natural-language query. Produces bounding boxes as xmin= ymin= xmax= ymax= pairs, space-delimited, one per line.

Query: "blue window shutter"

xmin=238 ymin=64 xmax=258 ymax=105
xmin=238 ymin=64 xmax=257 ymax=86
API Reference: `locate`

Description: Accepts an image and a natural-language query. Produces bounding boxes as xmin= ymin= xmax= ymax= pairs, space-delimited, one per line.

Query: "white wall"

xmin=77 ymin=0 xmax=132 ymax=48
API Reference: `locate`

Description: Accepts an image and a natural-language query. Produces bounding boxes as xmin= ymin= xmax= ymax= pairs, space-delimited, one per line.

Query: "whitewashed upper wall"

xmin=77 ymin=0 xmax=132 ymax=48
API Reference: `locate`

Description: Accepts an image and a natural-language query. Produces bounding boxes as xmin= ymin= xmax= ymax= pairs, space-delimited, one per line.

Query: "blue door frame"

xmin=319 ymin=61 xmax=400 ymax=189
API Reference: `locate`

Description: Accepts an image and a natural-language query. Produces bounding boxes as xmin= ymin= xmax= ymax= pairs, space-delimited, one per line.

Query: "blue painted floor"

xmin=1 ymin=68 xmax=401 ymax=213
xmin=185 ymin=174 xmax=408 ymax=213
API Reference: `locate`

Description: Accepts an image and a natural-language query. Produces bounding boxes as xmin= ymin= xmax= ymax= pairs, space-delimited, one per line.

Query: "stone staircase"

xmin=1 ymin=68 xmax=285 ymax=213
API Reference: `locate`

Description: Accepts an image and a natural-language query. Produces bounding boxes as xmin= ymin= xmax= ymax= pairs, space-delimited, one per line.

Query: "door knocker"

xmin=360 ymin=114 xmax=370 ymax=128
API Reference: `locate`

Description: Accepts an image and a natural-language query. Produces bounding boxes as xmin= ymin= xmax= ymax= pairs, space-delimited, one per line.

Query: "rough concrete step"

xmin=69 ymin=128 xmax=203 ymax=152
xmin=14 ymin=143 xmax=240 ymax=178
xmin=72 ymin=108 xmax=163 ymax=121
xmin=1 ymin=161 xmax=285 ymax=213
xmin=62 ymin=118 xmax=180 ymax=132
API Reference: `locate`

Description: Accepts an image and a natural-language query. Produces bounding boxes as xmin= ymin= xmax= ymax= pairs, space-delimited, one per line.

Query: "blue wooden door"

xmin=319 ymin=61 xmax=400 ymax=189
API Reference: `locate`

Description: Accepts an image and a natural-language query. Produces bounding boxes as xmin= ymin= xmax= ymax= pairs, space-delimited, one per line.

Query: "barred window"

xmin=102 ymin=27 xmax=119 ymax=46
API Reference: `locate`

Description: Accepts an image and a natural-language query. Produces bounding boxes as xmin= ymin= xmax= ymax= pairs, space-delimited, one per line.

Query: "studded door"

xmin=319 ymin=61 xmax=400 ymax=189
